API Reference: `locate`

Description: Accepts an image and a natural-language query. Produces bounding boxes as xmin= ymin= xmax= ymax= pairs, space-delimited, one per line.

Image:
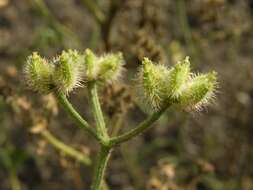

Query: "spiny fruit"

xmin=138 ymin=57 xmax=218 ymax=111
xmin=53 ymin=50 xmax=84 ymax=93
xmin=83 ymin=49 xmax=125 ymax=83
xmin=24 ymin=52 xmax=54 ymax=93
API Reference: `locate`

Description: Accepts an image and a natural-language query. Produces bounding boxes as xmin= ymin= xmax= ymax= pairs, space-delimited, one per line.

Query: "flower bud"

xmin=178 ymin=71 xmax=218 ymax=111
xmin=24 ymin=52 xmax=54 ymax=93
xmin=97 ymin=52 xmax=124 ymax=82
xmin=53 ymin=50 xmax=84 ymax=93
xmin=139 ymin=57 xmax=169 ymax=109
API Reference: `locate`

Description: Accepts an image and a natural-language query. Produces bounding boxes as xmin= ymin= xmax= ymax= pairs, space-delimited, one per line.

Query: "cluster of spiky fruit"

xmin=24 ymin=50 xmax=217 ymax=112
xmin=24 ymin=49 xmax=124 ymax=94
xmin=138 ymin=57 xmax=218 ymax=111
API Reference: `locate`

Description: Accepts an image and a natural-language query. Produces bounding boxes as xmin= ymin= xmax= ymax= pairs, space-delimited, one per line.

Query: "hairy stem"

xmin=41 ymin=130 xmax=91 ymax=166
xmin=55 ymin=91 xmax=100 ymax=142
xmin=110 ymin=105 xmax=170 ymax=145
xmin=88 ymin=82 xmax=109 ymax=141
xmin=91 ymin=146 xmax=111 ymax=190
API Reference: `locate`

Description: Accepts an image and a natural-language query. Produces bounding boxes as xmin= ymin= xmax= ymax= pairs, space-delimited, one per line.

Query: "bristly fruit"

xmin=167 ymin=56 xmax=191 ymax=100
xmin=84 ymin=49 xmax=98 ymax=81
xmin=137 ymin=56 xmax=218 ymax=112
xmin=178 ymin=71 xmax=218 ymax=111
xmin=24 ymin=52 xmax=54 ymax=93
xmin=138 ymin=57 xmax=169 ymax=110
xmin=84 ymin=49 xmax=125 ymax=83
xmin=97 ymin=52 xmax=124 ymax=83
xmin=24 ymin=51 xmax=218 ymax=112
xmin=53 ymin=50 xmax=84 ymax=93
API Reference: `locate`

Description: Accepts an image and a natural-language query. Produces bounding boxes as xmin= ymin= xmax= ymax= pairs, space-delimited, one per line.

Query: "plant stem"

xmin=55 ymin=91 xmax=100 ymax=142
xmin=87 ymin=82 xmax=112 ymax=190
xmin=91 ymin=146 xmax=112 ymax=190
xmin=41 ymin=130 xmax=91 ymax=166
xmin=110 ymin=104 xmax=170 ymax=145
xmin=88 ymin=82 xmax=109 ymax=141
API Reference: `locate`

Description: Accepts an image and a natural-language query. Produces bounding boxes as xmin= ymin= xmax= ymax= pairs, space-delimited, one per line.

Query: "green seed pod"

xmin=84 ymin=49 xmax=99 ymax=81
xmin=53 ymin=50 xmax=84 ymax=93
xmin=178 ymin=71 xmax=218 ymax=111
xmin=166 ymin=56 xmax=191 ymax=100
xmin=97 ymin=52 xmax=124 ymax=82
xmin=24 ymin=52 xmax=54 ymax=93
xmin=139 ymin=57 xmax=169 ymax=110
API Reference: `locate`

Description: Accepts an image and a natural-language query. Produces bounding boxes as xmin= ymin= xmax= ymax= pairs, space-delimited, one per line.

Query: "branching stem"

xmin=55 ymin=91 xmax=101 ymax=142
xmin=88 ymin=82 xmax=109 ymax=142
xmin=54 ymin=70 xmax=170 ymax=190
xmin=91 ymin=146 xmax=112 ymax=190
xmin=110 ymin=104 xmax=170 ymax=146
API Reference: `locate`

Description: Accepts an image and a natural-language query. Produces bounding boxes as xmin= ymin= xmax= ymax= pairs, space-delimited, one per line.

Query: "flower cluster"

xmin=24 ymin=49 xmax=124 ymax=94
xmin=138 ymin=57 xmax=218 ymax=111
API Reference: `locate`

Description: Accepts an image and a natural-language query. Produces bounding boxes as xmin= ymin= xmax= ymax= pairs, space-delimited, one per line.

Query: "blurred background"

xmin=0 ymin=0 xmax=253 ymax=189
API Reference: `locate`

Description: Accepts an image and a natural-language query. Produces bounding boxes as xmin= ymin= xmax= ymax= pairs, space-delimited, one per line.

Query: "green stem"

xmin=41 ymin=130 xmax=91 ymax=166
xmin=110 ymin=105 xmax=169 ymax=146
xmin=55 ymin=91 xmax=100 ymax=142
xmin=88 ymin=82 xmax=109 ymax=141
xmin=91 ymin=146 xmax=112 ymax=190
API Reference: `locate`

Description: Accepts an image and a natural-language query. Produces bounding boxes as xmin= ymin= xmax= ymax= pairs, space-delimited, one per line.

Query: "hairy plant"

xmin=24 ymin=49 xmax=218 ymax=190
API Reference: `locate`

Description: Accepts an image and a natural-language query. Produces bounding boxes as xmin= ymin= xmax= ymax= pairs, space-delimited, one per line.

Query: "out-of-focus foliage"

xmin=0 ymin=0 xmax=253 ymax=189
